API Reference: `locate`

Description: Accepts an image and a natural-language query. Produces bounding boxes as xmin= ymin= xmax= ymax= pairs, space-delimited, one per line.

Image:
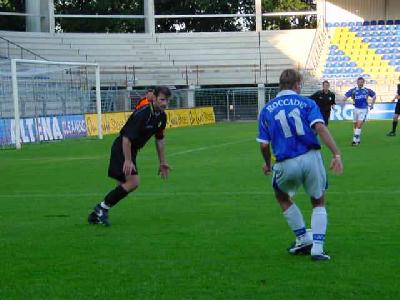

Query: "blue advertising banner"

xmin=61 ymin=115 xmax=87 ymax=138
xmin=330 ymin=103 xmax=395 ymax=121
xmin=0 ymin=114 xmax=87 ymax=145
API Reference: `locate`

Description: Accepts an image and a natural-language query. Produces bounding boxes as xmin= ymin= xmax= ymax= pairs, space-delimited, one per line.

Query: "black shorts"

xmin=395 ymin=101 xmax=400 ymax=115
xmin=322 ymin=111 xmax=331 ymax=126
xmin=108 ymin=138 xmax=138 ymax=183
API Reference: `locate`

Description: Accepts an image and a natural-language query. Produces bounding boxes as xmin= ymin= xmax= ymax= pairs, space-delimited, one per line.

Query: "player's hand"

xmin=123 ymin=160 xmax=136 ymax=176
xmin=262 ymin=163 xmax=272 ymax=176
xmin=369 ymin=104 xmax=374 ymax=110
xmin=330 ymin=155 xmax=343 ymax=175
xmin=158 ymin=163 xmax=171 ymax=179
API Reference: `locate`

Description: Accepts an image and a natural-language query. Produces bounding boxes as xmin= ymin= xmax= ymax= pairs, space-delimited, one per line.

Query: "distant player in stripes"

xmin=343 ymin=77 xmax=376 ymax=146
xmin=88 ymin=86 xmax=172 ymax=226
xmin=387 ymin=76 xmax=400 ymax=137
xmin=257 ymin=69 xmax=343 ymax=261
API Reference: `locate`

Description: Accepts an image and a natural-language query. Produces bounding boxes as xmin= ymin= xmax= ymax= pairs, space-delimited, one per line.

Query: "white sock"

xmin=354 ymin=128 xmax=361 ymax=143
xmin=311 ymin=207 xmax=327 ymax=255
xmin=100 ymin=201 xmax=110 ymax=210
xmin=283 ymin=204 xmax=306 ymax=240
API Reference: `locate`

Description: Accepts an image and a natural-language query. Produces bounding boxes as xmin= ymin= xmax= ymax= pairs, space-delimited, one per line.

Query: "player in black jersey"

xmin=387 ymin=77 xmax=400 ymax=137
xmin=309 ymin=81 xmax=336 ymax=126
xmin=88 ymin=86 xmax=172 ymax=226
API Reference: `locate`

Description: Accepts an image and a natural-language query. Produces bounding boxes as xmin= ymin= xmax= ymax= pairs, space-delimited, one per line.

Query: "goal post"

xmin=3 ymin=59 xmax=103 ymax=149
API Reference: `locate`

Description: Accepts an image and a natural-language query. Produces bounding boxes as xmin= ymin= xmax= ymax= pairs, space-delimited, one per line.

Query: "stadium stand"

xmin=320 ymin=20 xmax=400 ymax=101
xmin=0 ymin=30 xmax=314 ymax=87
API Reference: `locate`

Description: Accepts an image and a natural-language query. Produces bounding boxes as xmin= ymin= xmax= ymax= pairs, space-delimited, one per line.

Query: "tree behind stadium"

xmin=0 ymin=0 xmax=315 ymax=32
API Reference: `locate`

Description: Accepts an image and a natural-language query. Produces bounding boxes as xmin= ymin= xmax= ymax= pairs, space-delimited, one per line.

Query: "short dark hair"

xmin=155 ymin=86 xmax=171 ymax=98
xmin=322 ymin=80 xmax=330 ymax=85
xmin=279 ymin=69 xmax=302 ymax=90
xmin=357 ymin=77 xmax=364 ymax=81
xmin=146 ymin=86 xmax=155 ymax=93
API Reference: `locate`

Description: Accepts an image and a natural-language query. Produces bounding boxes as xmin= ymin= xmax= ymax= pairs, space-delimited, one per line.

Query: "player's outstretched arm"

xmin=370 ymin=95 xmax=377 ymax=109
xmin=122 ymin=136 xmax=136 ymax=176
xmin=260 ymin=143 xmax=272 ymax=175
xmin=314 ymin=123 xmax=343 ymax=175
xmin=155 ymin=138 xmax=170 ymax=179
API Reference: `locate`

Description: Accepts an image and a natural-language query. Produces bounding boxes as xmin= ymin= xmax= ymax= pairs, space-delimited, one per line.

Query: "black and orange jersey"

xmin=119 ymin=103 xmax=166 ymax=151
xmin=134 ymin=97 xmax=151 ymax=110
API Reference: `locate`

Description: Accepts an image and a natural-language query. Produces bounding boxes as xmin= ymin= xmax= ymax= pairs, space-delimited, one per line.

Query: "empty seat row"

xmin=327 ymin=20 xmax=400 ymax=27
xmin=369 ymin=42 xmax=400 ymax=48
xmin=362 ymin=36 xmax=400 ymax=42
xmin=326 ymin=55 xmax=351 ymax=62
xmin=357 ymin=31 xmax=400 ymax=37
xmin=376 ymin=48 xmax=400 ymax=54
xmin=323 ymin=73 xmax=365 ymax=79
xmin=325 ymin=61 xmax=357 ymax=68
xmin=350 ymin=25 xmax=400 ymax=31
xmin=382 ymin=54 xmax=400 ymax=60
xmin=324 ymin=67 xmax=364 ymax=74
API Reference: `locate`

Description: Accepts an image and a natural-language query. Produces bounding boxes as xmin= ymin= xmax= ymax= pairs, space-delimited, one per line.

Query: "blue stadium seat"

xmin=395 ymin=20 xmax=400 ymax=25
xmin=363 ymin=21 xmax=370 ymax=26
xmin=370 ymin=37 xmax=378 ymax=43
xmin=369 ymin=43 xmax=378 ymax=48
xmin=386 ymin=20 xmax=394 ymax=25
xmin=326 ymin=22 xmax=334 ymax=28
xmin=356 ymin=21 xmax=363 ymax=26
xmin=349 ymin=62 xmax=357 ymax=67
xmin=334 ymin=22 xmax=340 ymax=27
xmin=343 ymin=56 xmax=350 ymax=61
xmin=340 ymin=22 xmax=348 ymax=27
xmin=362 ymin=37 xmax=370 ymax=43
xmin=389 ymin=60 xmax=398 ymax=65
xmin=378 ymin=20 xmax=385 ymax=25
xmin=382 ymin=54 xmax=391 ymax=60
xmin=371 ymin=20 xmax=377 ymax=25
xmin=396 ymin=66 xmax=400 ymax=72
xmin=329 ymin=45 xmax=338 ymax=50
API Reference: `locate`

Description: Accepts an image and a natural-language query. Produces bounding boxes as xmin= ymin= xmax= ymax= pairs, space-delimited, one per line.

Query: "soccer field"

xmin=1 ymin=121 xmax=399 ymax=299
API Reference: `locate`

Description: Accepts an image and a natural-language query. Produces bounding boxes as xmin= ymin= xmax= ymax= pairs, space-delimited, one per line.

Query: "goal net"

xmin=0 ymin=59 xmax=102 ymax=149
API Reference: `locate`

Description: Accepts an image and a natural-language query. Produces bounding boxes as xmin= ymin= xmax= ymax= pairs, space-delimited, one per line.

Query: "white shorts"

xmin=353 ymin=108 xmax=368 ymax=123
xmin=272 ymin=150 xmax=327 ymax=199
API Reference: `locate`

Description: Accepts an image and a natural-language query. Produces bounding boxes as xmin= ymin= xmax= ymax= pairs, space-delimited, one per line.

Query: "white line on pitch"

xmin=0 ymin=190 xmax=399 ymax=198
xmin=9 ymin=138 xmax=252 ymax=163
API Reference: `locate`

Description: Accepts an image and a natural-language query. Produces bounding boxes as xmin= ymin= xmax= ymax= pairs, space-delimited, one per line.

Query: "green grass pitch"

xmin=0 ymin=121 xmax=399 ymax=299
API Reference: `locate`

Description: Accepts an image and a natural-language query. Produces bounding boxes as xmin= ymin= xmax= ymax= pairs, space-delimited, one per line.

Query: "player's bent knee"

xmin=123 ymin=175 xmax=140 ymax=192
xmin=311 ymin=196 xmax=325 ymax=207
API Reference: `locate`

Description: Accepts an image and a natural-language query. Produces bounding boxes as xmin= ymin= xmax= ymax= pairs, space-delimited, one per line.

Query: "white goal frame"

xmin=10 ymin=59 xmax=103 ymax=149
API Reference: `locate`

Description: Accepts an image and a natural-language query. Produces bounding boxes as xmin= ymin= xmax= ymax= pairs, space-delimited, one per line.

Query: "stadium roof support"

xmin=144 ymin=0 xmax=155 ymax=34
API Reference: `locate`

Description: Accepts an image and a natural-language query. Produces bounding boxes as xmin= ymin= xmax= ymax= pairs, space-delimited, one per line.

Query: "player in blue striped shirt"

xmin=257 ymin=69 xmax=343 ymax=261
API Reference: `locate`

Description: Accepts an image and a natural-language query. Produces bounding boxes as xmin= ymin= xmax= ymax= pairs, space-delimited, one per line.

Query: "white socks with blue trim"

xmin=353 ymin=128 xmax=361 ymax=143
xmin=284 ymin=204 xmax=308 ymax=243
xmin=311 ymin=206 xmax=327 ymax=255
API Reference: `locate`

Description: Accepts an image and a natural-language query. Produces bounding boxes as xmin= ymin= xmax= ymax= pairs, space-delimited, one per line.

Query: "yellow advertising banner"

xmin=85 ymin=107 xmax=215 ymax=136
xmin=85 ymin=112 xmax=131 ymax=136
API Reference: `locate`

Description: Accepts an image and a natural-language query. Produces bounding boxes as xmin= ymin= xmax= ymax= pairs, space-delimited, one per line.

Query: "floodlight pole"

xmin=11 ymin=59 xmax=21 ymax=150
xmin=95 ymin=65 xmax=103 ymax=139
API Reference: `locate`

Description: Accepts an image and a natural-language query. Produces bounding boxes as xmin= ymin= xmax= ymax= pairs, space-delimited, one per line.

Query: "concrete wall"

xmin=320 ymin=0 xmax=399 ymax=23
